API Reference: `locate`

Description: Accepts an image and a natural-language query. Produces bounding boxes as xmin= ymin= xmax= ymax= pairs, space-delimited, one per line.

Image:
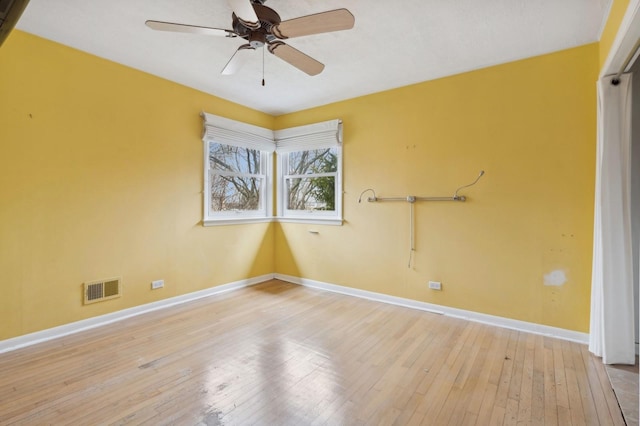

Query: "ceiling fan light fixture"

xmin=249 ymin=31 xmax=266 ymax=48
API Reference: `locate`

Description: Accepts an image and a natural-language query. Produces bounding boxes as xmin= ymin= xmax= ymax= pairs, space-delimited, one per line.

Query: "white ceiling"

xmin=16 ymin=0 xmax=610 ymax=116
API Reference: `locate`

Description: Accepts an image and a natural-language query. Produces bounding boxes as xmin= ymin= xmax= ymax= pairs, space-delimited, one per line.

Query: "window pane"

xmin=288 ymin=148 xmax=337 ymax=175
xmin=210 ymin=175 xmax=262 ymax=212
xmin=287 ymin=177 xmax=335 ymax=211
xmin=209 ymin=143 xmax=261 ymax=174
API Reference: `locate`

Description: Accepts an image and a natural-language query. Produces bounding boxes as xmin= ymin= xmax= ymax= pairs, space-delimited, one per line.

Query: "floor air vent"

xmin=84 ymin=278 xmax=121 ymax=304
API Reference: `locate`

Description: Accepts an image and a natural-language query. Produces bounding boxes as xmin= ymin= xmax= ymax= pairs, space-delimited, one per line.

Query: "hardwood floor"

xmin=0 ymin=279 xmax=626 ymax=425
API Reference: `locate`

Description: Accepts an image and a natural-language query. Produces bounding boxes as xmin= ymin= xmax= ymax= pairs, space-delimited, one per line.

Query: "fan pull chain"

xmin=262 ymin=47 xmax=265 ymax=86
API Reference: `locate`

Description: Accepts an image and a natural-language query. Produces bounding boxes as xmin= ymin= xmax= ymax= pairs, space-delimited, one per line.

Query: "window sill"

xmin=203 ymin=216 xmax=344 ymax=226
xmin=274 ymin=216 xmax=343 ymax=226
xmin=203 ymin=217 xmax=273 ymax=226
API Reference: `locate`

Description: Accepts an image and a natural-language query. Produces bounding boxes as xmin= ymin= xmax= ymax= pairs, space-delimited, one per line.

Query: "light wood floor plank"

xmin=530 ymin=335 xmax=546 ymax=424
xmin=562 ymin=338 xmax=587 ymax=425
xmin=0 ymin=280 xmax=626 ymax=425
xmin=543 ymin=345 xmax=559 ymax=425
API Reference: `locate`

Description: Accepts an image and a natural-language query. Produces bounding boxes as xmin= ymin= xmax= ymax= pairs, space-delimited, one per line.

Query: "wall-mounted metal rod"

xmin=366 ymin=196 xmax=407 ymax=202
xmin=361 ymin=170 xmax=485 ymax=204
xmin=366 ymin=195 xmax=466 ymax=203
xmin=358 ymin=170 xmax=485 ymax=270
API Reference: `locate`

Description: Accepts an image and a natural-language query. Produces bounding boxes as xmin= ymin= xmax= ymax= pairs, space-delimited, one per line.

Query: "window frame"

xmin=274 ymin=120 xmax=343 ymax=225
xmin=201 ymin=113 xmax=343 ymax=226
xmin=276 ymin=145 xmax=343 ymax=225
xmin=203 ymin=141 xmax=272 ymax=226
xmin=201 ymin=113 xmax=274 ymax=226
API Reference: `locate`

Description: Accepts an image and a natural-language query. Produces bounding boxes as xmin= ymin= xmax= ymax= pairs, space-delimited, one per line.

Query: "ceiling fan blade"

xmin=271 ymin=9 xmax=354 ymax=39
xmin=268 ymin=42 xmax=325 ymax=76
xmin=221 ymin=44 xmax=254 ymax=75
xmin=145 ymin=20 xmax=235 ymax=37
xmin=228 ymin=0 xmax=260 ymax=29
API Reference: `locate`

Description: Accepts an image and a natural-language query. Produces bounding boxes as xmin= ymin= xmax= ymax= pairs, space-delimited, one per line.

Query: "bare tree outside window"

xmin=209 ymin=143 xmax=264 ymax=213
xmin=286 ymin=148 xmax=337 ymax=211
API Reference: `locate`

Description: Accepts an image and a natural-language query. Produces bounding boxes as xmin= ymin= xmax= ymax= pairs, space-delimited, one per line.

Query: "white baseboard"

xmin=0 ymin=274 xmax=275 ymax=354
xmin=1 ymin=272 xmax=590 ymax=354
xmin=275 ymin=273 xmax=590 ymax=345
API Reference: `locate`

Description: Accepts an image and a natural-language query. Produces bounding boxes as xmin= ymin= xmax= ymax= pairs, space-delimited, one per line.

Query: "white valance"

xmin=201 ymin=113 xmax=342 ymax=154
xmin=274 ymin=119 xmax=342 ymax=153
xmin=201 ymin=112 xmax=275 ymax=152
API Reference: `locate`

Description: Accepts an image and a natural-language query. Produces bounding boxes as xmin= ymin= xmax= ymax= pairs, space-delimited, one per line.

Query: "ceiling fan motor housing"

xmin=232 ymin=3 xmax=281 ymax=47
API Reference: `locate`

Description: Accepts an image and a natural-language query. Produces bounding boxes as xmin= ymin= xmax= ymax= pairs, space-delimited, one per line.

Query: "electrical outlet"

xmin=428 ymin=281 xmax=442 ymax=291
xmin=151 ymin=279 xmax=164 ymax=290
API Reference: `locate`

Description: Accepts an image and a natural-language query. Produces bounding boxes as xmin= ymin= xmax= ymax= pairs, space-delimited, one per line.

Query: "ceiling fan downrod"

xmin=145 ymin=0 xmax=355 ymax=77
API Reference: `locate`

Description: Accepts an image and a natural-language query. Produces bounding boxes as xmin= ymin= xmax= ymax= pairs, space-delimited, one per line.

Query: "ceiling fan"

xmin=145 ymin=0 xmax=355 ymax=77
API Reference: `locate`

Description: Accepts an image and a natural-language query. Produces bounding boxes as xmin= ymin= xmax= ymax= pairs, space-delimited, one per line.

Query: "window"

xmin=281 ymin=147 xmax=340 ymax=214
xmin=202 ymin=113 xmax=274 ymax=225
xmin=276 ymin=120 xmax=343 ymax=225
xmin=201 ymin=113 xmax=342 ymax=225
xmin=206 ymin=142 xmax=269 ymax=218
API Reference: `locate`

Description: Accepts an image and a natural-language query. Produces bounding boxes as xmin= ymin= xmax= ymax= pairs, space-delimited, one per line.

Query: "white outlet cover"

xmin=428 ymin=281 xmax=442 ymax=290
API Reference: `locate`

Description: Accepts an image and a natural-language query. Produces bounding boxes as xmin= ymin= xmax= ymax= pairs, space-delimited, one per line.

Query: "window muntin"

xmin=206 ymin=142 xmax=269 ymax=221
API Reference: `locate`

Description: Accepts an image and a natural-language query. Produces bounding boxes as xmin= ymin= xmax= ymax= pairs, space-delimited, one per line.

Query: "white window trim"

xmin=202 ymin=113 xmax=274 ymax=226
xmin=203 ymin=217 xmax=273 ymax=227
xmin=202 ymin=146 xmax=272 ymax=226
xmin=275 ymin=120 xmax=343 ymax=224
xmin=273 ymin=217 xmax=344 ymax=226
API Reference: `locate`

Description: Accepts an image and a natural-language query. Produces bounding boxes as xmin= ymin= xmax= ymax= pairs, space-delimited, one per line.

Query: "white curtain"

xmin=589 ymin=74 xmax=636 ymax=365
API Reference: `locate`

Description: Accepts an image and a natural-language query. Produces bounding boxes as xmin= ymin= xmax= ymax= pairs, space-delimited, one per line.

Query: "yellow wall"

xmin=0 ymin=31 xmax=275 ymax=340
xmin=275 ymin=44 xmax=599 ymax=333
xmin=0 ymin=29 xmax=600 ymax=340
xmin=599 ymin=0 xmax=631 ymax=68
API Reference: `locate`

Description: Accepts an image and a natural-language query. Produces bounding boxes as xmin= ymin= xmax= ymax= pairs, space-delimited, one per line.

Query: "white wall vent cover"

xmin=83 ymin=278 xmax=121 ymax=305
